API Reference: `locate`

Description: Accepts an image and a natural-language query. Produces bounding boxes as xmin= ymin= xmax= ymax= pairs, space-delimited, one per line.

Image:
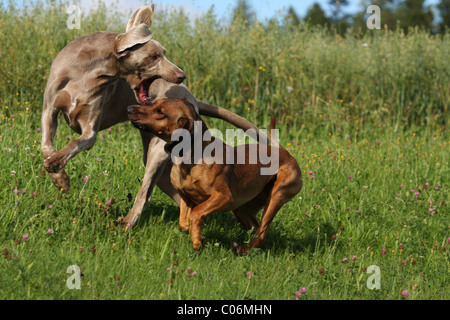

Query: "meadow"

xmin=0 ymin=1 xmax=448 ymax=300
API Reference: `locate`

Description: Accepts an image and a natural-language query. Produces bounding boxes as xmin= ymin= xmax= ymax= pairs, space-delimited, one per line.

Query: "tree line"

xmin=232 ymin=0 xmax=450 ymax=34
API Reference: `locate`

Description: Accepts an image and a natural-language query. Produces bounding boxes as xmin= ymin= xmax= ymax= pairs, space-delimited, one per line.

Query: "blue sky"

xmin=19 ymin=0 xmax=442 ymax=21
xmin=125 ymin=0 xmax=440 ymax=20
xmin=156 ymin=0 xmax=363 ymax=19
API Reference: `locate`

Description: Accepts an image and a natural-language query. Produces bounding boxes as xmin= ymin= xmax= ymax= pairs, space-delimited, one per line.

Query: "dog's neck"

xmin=170 ymin=116 xmax=224 ymax=168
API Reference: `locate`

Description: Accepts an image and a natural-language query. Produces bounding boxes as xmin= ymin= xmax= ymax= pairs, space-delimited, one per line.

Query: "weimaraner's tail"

xmin=197 ymin=101 xmax=270 ymax=145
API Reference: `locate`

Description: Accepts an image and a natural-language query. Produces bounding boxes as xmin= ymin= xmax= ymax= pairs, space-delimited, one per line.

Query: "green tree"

xmin=283 ymin=6 xmax=301 ymax=28
xmin=328 ymin=0 xmax=349 ymax=21
xmin=232 ymin=0 xmax=255 ymax=26
xmin=437 ymin=0 xmax=450 ymax=33
xmin=304 ymin=3 xmax=331 ymax=26
xmin=397 ymin=0 xmax=434 ymax=31
xmin=328 ymin=0 xmax=350 ymax=35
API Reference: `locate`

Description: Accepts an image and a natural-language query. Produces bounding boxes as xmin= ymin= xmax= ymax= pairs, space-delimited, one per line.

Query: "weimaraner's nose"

xmin=174 ymin=71 xmax=186 ymax=84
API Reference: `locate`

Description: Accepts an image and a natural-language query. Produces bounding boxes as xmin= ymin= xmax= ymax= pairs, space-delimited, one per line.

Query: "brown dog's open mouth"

xmin=135 ymin=76 xmax=160 ymax=105
xmin=130 ymin=120 xmax=147 ymax=131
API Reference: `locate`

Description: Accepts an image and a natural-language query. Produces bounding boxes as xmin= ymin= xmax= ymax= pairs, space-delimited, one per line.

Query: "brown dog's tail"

xmin=269 ymin=115 xmax=280 ymax=148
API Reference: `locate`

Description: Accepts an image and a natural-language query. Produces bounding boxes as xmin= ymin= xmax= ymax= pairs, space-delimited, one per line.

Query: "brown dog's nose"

xmin=174 ymin=71 xmax=186 ymax=84
xmin=127 ymin=106 xmax=135 ymax=114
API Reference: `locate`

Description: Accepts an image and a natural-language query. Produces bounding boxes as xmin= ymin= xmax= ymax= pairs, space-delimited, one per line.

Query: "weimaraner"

xmin=41 ymin=5 xmax=264 ymax=226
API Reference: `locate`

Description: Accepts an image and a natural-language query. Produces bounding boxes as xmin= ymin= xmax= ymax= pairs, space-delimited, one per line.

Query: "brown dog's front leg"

xmin=189 ymin=191 xmax=234 ymax=251
xmin=179 ymin=198 xmax=193 ymax=232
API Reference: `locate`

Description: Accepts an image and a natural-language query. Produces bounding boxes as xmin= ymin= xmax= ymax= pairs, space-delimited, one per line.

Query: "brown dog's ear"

xmin=126 ymin=4 xmax=155 ymax=32
xmin=164 ymin=115 xmax=193 ymax=157
xmin=116 ymin=24 xmax=153 ymax=56
xmin=177 ymin=116 xmax=190 ymax=130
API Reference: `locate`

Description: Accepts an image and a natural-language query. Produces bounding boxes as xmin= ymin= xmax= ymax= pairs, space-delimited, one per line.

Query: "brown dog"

xmin=41 ymin=5 xmax=265 ymax=228
xmin=128 ymin=99 xmax=302 ymax=252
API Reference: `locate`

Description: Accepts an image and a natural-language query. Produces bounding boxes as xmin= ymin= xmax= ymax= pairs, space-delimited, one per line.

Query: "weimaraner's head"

xmin=115 ymin=5 xmax=185 ymax=105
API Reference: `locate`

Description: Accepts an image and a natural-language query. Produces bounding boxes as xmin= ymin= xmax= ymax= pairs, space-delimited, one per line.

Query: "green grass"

xmin=0 ymin=1 xmax=449 ymax=300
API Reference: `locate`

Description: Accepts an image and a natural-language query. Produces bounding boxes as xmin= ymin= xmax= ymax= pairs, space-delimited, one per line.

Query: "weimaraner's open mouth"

xmin=135 ymin=71 xmax=186 ymax=105
xmin=135 ymin=76 xmax=161 ymax=105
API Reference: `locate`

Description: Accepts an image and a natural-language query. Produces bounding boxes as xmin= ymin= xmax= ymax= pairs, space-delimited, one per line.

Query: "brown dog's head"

xmin=127 ymin=98 xmax=197 ymax=143
xmin=114 ymin=24 xmax=186 ymax=105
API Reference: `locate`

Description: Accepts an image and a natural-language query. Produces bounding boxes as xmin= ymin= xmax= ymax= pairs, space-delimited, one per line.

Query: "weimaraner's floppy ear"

xmin=126 ymin=4 xmax=155 ymax=32
xmin=116 ymin=23 xmax=153 ymax=56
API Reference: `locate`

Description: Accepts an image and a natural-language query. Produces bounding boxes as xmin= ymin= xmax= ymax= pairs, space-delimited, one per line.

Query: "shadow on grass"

xmin=133 ymin=200 xmax=181 ymax=228
xmin=126 ymin=199 xmax=341 ymax=256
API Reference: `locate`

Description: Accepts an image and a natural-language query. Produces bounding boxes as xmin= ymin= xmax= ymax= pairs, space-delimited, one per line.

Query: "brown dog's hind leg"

xmin=233 ymin=198 xmax=263 ymax=231
xmin=248 ymin=167 xmax=302 ymax=251
xmin=233 ymin=181 xmax=274 ymax=231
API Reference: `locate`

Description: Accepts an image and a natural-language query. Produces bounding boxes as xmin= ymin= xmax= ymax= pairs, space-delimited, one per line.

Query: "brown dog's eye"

xmin=151 ymin=55 xmax=159 ymax=60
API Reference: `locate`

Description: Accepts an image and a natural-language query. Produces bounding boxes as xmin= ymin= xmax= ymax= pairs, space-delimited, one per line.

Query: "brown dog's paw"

xmin=237 ymin=246 xmax=250 ymax=256
xmin=179 ymin=223 xmax=190 ymax=233
xmin=191 ymin=238 xmax=204 ymax=253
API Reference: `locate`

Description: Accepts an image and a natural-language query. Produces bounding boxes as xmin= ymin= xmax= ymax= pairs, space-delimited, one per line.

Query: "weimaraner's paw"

xmin=120 ymin=215 xmax=135 ymax=228
xmin=44 ymin=154 xmax=66 ymax=173
xmin=49 ymin=170 xmax=71 ymax=193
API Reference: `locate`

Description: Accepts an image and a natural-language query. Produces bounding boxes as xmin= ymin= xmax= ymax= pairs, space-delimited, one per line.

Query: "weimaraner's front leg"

xmin=43 ymin=100 xmax=102 ymax=174
xmin=156 ymin=162 xmax=180 ymax=206
xmin=41 ymin=106 xmax=72 ymax=192
xmin=121 ymin=135 xmax=174 ymax=225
